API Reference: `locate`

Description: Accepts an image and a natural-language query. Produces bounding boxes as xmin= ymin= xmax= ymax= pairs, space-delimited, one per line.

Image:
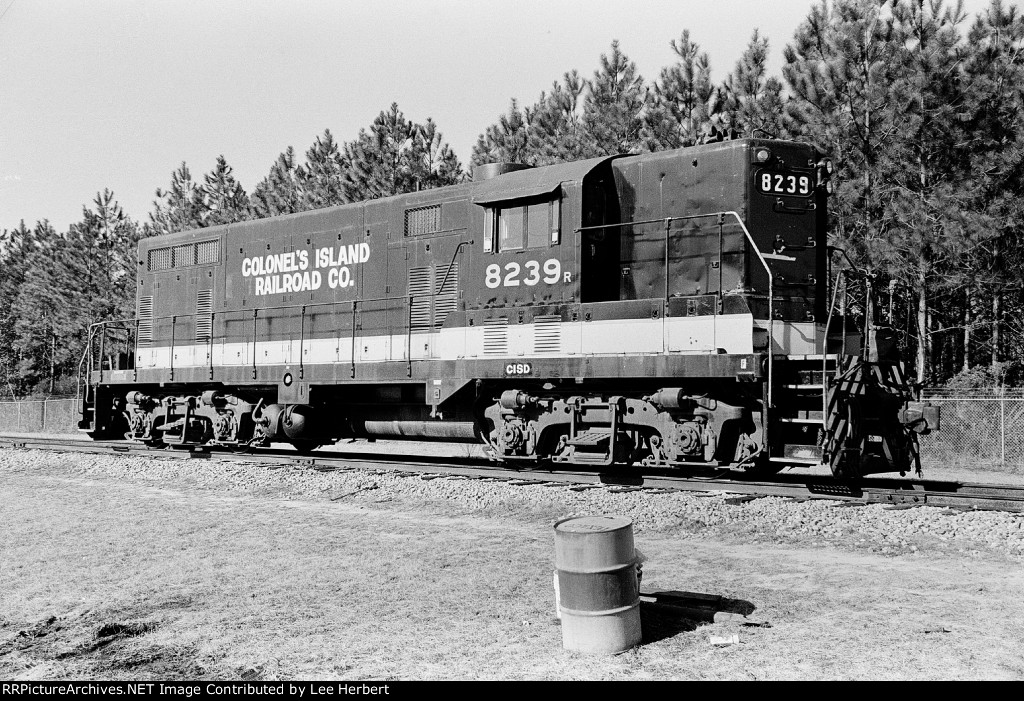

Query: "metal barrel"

xmin=553 ymin=515 xmax=641 ymax=654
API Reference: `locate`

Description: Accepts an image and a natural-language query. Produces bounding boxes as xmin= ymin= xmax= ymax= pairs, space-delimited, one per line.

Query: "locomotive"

xmin=77 ymin=137 xmax=939 ymax=477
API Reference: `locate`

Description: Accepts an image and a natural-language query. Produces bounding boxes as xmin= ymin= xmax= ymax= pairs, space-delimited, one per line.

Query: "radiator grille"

xmin=173 ymin=243 xmax=195 ymax=267
xmin=137 ymin=296 xmax=154 ymax=347
xmin=533 ymin=315 xmax=561 ymax=354
xmin=195 ymin=289 xmax=213 ymax=342
xmin=147 ymin=240 xmax=218 ymax=271
xmin=404 ymin=205 xmax=442 ymax=236
xmin=147 ymin=248 xmax=172 ymax=272
xmin=196 ymin=240 xmax=219 ymax=265
xmin=483 ymin=317 xmax=508 ymax=356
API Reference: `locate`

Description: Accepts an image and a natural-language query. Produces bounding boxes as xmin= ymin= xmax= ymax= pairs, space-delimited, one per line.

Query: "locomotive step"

xmin=781 ymin=384 xmax=825 ymax=390
xmin=569 ymin=452 xmax=616 ymax=465
xmin=783 ymin=444 xmax=823 ymax=461
xmin=777 ymin=417 xmax=824 ymax=424
xmin=565 ymin=429 xmax=612 ymax=448
xmin=768 ymin=456 xmax=821 ymax=465
xmin=784 ymin=354 xmax=840 ymax=361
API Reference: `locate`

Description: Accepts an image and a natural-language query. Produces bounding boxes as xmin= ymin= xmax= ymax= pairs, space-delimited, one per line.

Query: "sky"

xmin=0 ymin=0 xmax=1010 ymax=233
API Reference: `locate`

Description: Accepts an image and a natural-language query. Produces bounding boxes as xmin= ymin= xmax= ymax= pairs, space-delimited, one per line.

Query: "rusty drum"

xmin=553 ymin=515 xmax=641 ymax=654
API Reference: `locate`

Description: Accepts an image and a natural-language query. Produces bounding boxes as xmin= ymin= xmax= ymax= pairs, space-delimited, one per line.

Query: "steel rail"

xmin=2 ymin=434 xmax=1023 ymax=513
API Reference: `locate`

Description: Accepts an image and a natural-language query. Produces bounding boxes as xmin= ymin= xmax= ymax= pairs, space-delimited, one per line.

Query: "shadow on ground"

xmin=639 ymin=590 xmax=765 ymax=645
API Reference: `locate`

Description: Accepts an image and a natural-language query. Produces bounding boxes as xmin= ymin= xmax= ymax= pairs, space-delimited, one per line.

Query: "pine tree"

xmin=13 ymin=193 xmax=141 ymax=393
xmin=880 ymin=0 xmax=973 ymax=383
xmin=581 ymin=41 xmax=649 ymax=156
xmin=13 ymin=232 xmax=81 ymax=393
xmin=783 ymin=0 xmax=905 ymax=270
xmin=720 ymin=30 xmax=785 ymax=138
xmin=781 ymin=0 xmax=1017 ymax=384
xmin=642 ymin=31 xmax=719 ymax=150
xmin=88 ymin=189 xmax=141 ymax=322
xmin=340 ymin=103 xmax=462 ymax=201
xmin=783 ymin=0 xmax=902 ymax=246
xmin=527 ymin=71 xmax=590 ymax=164
xmin=149 ymin=162 xmax=204 ymax=234
xmin=199 ymin=155 xmax=250 ymax=226
xmin=341 ymin=104 xmax=418 ymax=201
xmin=414 ymin=118 xmax=463 ymax=189
xmin=471 ymin=100 xmax=534 ymax=166
xmin=957 ymin=0 xmax=1024 ymax=374
xmin=295 ymin=130 xmax=346 ymax=210
xmin=0 ymin=221 xmax=43 ymax=396
xmin=250 ymin=147 xmax=303 ymax=218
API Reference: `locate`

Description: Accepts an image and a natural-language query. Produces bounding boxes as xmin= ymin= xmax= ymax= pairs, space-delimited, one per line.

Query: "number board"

xmin=755 ymin=169 xmax=813 ymax=198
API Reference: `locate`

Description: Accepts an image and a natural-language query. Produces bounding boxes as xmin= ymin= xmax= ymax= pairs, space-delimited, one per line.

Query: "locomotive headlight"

xmin=824 ymin=159 xmax=835 ymax=175
xmin=755 ymin=148 xmax=772 ymax=163
xmin=825 ymin=180 xmax=835 ymax=195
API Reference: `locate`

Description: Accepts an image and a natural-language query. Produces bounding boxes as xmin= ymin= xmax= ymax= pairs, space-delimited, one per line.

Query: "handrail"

xmin=577 ymin=210 xmax=777 ymax=455
xmin=299 ymin=306 xmax=305 ymax=380
xmin=207 ymin=313 xmax=214 ymax=380
xmin=85 ymin=293 xmax=410 ymax=332
xmin=251 ymin=309 xmax=258 ymax=380
xmin=75 ymin=325 xmax=98 ymax=415
xmin=81 ymin=284 xmax=460 ymax=388
xmin=350 ymin=301 xmax=357 ymax=378
xmin=821 ymin=268 xmax=848 ymax=434
xmin=98 ymin=322 xmax=106 ymax=384
xmin=437 ymin=241 xmax=469 ymax=296
xmin=407 ymin=296 xmax=414 ymax=377
xmin=169 ymin=315 xmax=175 ymax=381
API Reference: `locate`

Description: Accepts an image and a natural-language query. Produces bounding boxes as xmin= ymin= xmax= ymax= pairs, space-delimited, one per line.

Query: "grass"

xmin=1 ymin=453 xmax=1023 ymax=680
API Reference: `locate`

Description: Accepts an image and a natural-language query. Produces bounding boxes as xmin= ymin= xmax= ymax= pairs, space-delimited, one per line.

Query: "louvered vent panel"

xmin=533 ymin=315 xmax=561 ymax=354
xmin=433 ymin=262 xmax=458 ymax=328
xmin=137 ymin=296 xmax=154 ymax=347
xmin=408 ymin=266 xmax=433 ymax=331
xmin=173 ymin=243 xmax=196 ymax=267
xmin=482 ymin=317 xmax=508 ymax=356
xmin=148 ymin=248 xmax=172 ymax=272
xmin=404 ymin=205 xmax=442 ymax=236
xmin=195 ymin=289 xmax=213 ymax=342
xmin=196 ymin=240 xmax=219 ymax=265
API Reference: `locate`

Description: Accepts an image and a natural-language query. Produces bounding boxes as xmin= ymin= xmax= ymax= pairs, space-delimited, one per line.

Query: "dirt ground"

xmin=1 ymin=450 xmax=1022 ymax=680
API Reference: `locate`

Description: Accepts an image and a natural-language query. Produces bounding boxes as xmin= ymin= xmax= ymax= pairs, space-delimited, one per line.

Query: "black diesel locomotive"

xmin=78 ymin=138 xmax=938 ymax=477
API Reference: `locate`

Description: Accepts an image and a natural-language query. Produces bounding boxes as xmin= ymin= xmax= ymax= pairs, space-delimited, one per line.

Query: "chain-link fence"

xmin=918 ymin=390 xmax=1024 ymax=470
xmin=0 ymin=398 xmax=80 ymax=435
xmin=0 ymin=394 xmax=1022 ymax=469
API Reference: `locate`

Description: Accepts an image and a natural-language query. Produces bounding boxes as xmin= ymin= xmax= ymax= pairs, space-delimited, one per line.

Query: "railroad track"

xmin=2 ymin=434 xmax=1023 ymax=513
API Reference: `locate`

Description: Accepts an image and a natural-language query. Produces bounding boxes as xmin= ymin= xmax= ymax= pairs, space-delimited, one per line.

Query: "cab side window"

xmin=485 ymin=198 xmax=560 ymax=252
xmin=499 ymin=205 xmax=525 ymax=251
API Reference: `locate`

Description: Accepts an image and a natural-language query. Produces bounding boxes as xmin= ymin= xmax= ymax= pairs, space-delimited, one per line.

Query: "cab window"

xmin=499 ymin=205 xmax=525 ymax=251
xmin=485 ymin=198 xmax=560 ymax=252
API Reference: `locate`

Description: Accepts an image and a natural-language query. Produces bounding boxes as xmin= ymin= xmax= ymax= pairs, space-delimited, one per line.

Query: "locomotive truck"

xmin=77 ymin=137 xmax=938 ymax=477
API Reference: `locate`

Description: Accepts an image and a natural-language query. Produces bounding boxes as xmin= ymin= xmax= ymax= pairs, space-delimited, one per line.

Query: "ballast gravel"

xmin=4 ymin=448 xmax=1024 ymax=559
